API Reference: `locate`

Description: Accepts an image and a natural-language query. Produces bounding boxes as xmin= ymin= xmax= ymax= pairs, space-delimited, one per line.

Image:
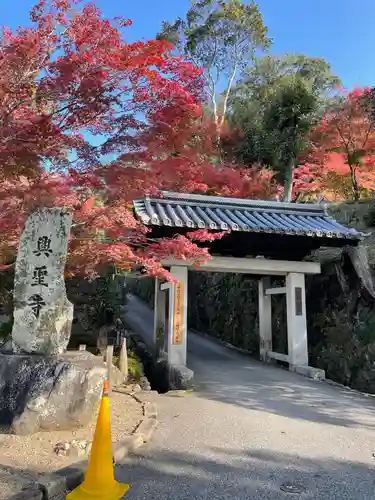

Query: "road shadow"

xmin=187 ymin=331 xmax=375 ymax=430
xmin=124 ymin=294 xmax=375 ymax=430
xmin=118 ymin=446 xmax=375 ymax=500
xmin=2 ymin=446 xmax=375 ymax=499
xmin=189 ymin=333 xmax=375 ymax=429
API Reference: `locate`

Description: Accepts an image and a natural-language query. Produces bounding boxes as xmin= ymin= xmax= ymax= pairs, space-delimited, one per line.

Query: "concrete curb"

xmin=14 ymin=389 xmax=159 ymax=500
xmin=12 ymin=489 xmax=43 ymax=500
xmin=134 ymin=416 xmax=159 ymax=443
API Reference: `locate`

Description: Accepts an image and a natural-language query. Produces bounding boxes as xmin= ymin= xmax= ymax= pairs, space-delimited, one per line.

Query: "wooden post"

xmin=106 ymin=345 xmax=114 ymax=394
xmin=79 ymin=344 xmax=86 ymax=351
xmin=119 ymin=337 xmax=128 ymax=381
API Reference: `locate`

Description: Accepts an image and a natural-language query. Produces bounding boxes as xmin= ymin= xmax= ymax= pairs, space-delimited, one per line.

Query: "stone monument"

xmin=0 ymin=207 xmax=123 ymax=435
xmin=12 ymin=208 xmax=74 ymax=355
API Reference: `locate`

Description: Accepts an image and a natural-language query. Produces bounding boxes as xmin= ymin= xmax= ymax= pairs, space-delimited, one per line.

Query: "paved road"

xmin=119 ymin=294 xmax=375 ymax=500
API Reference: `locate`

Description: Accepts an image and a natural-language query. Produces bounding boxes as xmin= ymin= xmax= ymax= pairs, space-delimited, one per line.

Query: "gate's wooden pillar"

xmin=167 ymin=266 xmax=188 ymax=367
xmin=286 ymin=272 xmax=308 ymax=369
xmin=258 ymin=277 xmax=272 ymax=362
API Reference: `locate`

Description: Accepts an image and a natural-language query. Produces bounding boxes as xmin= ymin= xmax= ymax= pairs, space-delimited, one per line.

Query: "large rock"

xmin=0 ymin=351 xmax=107 ymax=435
xmin=12 ymin=207 xmax=73 ymax=355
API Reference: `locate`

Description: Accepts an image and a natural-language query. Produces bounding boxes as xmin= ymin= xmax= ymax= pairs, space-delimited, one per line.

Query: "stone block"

xmin=11 ymin=208 xmax=73 ymax=355
xmin=294 ymin=364 xmax=326 ymax=381
xmin=169 ymin=363 xmax=194 ymax=389
xmin=113 ymin=434 xmax=144 ymax=462
xmin=28 ymin=475 xmax=67 ymax=500
xmin=135 ymin=418 xmax=159 ymax=443
xmin=143 ymin=402 xmax=157 ymax=419
xmin=11 ymin=489 xmax=43 ymax=500
xmin=108 ymin=364 xmax=125 ymax=388
xmin=0 ymin=351 xmax=106 ymax=435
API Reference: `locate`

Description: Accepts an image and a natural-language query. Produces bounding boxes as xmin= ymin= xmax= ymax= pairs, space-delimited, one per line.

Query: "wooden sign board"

xmin=295 ymin=287 xmax=303 ymax=316
xmin=172 ymin=282 xmax=184 ymax=345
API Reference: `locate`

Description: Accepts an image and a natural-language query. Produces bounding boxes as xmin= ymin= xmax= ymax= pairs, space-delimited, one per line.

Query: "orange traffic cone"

xmin=66 ymin=379 xmax=130 ymax=500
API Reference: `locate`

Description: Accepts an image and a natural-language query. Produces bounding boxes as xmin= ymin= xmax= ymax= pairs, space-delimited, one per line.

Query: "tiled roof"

xmin=133 ymin=192 xmax=366 ymax=240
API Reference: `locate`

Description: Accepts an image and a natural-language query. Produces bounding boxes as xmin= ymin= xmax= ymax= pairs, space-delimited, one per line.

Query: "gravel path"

xmin=119 ymin=294 xmax=375 ymax=500
xmin=0 ymin=390 xmax=142 ymax=500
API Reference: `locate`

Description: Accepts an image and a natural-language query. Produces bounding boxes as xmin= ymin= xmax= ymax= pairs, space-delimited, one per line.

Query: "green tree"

xmin=228 ymin=55 xmax=341 ymax=200
xmin=157 ymin=0 xmax=271 ymax=146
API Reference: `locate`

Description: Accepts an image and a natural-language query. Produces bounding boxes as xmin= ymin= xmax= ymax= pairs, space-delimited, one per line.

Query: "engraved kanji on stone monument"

xmin=33 ymin=236 xmax=53 ymax=257
xmin=28 ymin=294 xmax=46 ymax=318
xmin=31 ymin=266 xmax=49 ymax=287
xmin=12 ymin=208 xmax=74 ymax=355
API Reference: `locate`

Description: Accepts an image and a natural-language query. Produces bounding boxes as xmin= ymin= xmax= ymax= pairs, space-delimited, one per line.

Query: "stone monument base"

xmin=0 ymin=351 xmax=121 ymax=435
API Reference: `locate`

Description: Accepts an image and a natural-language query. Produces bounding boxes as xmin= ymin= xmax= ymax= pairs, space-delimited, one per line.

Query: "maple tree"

xmin=295 ymin=87 xmax=375 ymax=201
xmin=0 ymin=0 xmax=205 ymax=179
xmin=0 ymin=0 xmax=276 ymax=280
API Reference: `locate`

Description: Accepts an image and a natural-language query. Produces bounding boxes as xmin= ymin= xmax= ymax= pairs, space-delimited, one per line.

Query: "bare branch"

xmin=219 ymin=61 xmax=238 ymax=130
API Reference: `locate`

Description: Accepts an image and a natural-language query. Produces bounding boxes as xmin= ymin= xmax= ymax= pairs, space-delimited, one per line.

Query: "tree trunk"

xmin=349 ymin=164 xmax=360 ymax=201
xmin=283 ymin=158 xmax=295 ymax=202
xmin=215 ymin=62 xmax=237 ymax=164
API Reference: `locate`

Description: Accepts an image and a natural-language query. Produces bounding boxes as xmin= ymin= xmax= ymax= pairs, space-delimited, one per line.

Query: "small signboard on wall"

xmin=172 ymin=282 xmax=184 ymax=345
xmin=295 ymin=287 xmax=303 ymax=316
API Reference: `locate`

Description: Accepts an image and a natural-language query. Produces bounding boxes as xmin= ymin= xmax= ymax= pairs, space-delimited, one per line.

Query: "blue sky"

xmin=1 ymin=0 xmax=374 ymax=89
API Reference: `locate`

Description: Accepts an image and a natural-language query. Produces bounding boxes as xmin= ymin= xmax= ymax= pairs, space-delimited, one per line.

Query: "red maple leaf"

xmin=295 ymin=87 xmax=375 ymax=201
xmin=0 ymin=0 xmax=277 ymax=279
